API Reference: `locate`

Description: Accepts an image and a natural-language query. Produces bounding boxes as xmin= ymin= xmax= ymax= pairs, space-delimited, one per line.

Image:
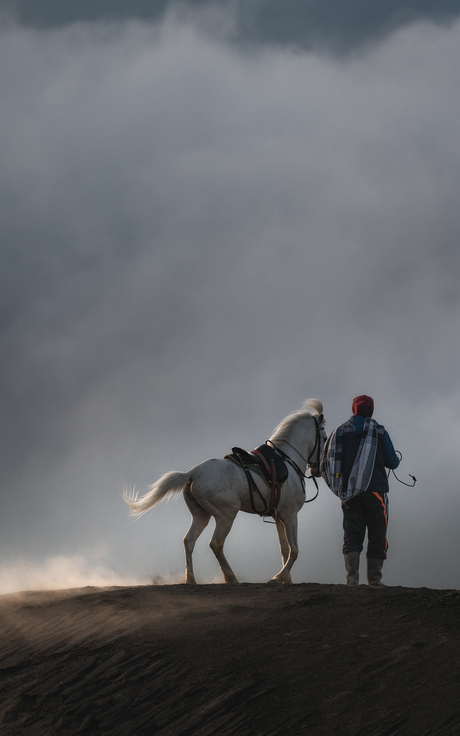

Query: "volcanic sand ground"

xmin=0 ymin=582 xmax=459 ymax=735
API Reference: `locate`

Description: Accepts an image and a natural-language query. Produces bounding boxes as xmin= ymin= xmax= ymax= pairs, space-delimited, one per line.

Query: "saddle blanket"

xmin=224 ymin=443 xmax=289 ymax=487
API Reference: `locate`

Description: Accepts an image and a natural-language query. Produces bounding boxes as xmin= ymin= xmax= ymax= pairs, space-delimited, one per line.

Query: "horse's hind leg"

xmin=209 ymin=512 xmax=239 ymax=584
xmin=275 ymin=517 xmax=292 ymax=584
xmin=183 ymin=483 xmax=211 ymax=585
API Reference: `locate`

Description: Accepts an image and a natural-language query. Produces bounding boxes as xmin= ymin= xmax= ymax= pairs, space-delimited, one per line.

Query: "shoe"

xmin=344 ymin=552 xmax=360 ymax=586
xmin=367 ymin=558 xmax=386 ymax=587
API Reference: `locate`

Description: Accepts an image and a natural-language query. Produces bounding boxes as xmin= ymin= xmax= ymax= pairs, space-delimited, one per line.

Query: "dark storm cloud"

xmin=1 ymin=0 xmax=460 ymax=52
xmin=0 ymin=15 xmax=460 ymax=590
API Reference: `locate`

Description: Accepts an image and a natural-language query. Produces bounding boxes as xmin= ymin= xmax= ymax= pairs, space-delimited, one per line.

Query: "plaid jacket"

xmin=321 ymin=418 xmax=383 ymax=502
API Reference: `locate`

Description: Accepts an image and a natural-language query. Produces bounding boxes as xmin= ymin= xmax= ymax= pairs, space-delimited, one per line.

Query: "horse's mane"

xmin=269 ymin=399 xmax=324 ymax=443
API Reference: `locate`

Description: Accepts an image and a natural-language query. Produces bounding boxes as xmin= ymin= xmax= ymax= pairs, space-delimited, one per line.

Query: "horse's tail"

xmin=123 ymin=471 xmax=192 ymax=516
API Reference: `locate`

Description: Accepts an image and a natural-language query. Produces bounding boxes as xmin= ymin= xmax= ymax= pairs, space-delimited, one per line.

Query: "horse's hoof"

xmin=266 ymin=578 xmax=282 ymax=585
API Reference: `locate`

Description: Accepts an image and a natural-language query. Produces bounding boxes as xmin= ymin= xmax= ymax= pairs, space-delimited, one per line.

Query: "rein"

xmin=266 ymin=416 xmax=323 ymax=504
xmin=237 ymin=416 xmax=324 ymax=521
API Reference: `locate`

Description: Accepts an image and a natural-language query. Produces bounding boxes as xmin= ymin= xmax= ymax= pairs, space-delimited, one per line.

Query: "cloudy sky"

xmin=1 ymin=0 xmax=460 ymax=592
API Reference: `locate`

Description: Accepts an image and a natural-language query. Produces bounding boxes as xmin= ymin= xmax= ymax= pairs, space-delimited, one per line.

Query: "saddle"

xmin=225 ymin=443 xmax=289 ymax=485
xmin=224 ymin=443 xmax=288 ymax=516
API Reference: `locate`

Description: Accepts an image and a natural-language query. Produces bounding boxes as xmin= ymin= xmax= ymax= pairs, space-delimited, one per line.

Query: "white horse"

xmin=123 ymin=399 xmax=326 ymax=585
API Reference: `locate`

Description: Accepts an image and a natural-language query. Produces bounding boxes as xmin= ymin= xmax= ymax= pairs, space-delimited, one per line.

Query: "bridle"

xmin=266 ymin=416 xmax=324 ymax=503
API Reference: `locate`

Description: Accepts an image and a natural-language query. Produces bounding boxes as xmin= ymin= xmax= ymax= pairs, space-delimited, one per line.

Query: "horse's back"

xmin=188 ymin=456 xmax=304 ymax=517
xmin=189 ymin=457 xmax=242 ymax=490
xmin=189 ymin=457 xmax=267 ymax=512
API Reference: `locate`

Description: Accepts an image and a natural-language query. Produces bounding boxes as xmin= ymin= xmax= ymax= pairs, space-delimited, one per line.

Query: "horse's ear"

xmin=318 ymin=413 xmax=324 ymax=425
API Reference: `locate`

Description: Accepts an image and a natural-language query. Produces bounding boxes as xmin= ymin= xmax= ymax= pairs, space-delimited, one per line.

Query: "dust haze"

xmin=1 ymin=5 xmax=460 ymax=592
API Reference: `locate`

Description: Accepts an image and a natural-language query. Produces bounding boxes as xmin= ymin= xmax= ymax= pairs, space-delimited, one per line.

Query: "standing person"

xmin=320 ymin=395 xmax=400 ymax=587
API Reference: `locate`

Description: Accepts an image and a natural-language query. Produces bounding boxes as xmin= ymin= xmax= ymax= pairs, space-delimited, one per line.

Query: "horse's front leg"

xmin=209 ymin=511 xmax=239 ymax=584
xmin=269 ymin=514 xmax=298 ymax=584
xmin=275 ymin=516 xmax=292 ymax=584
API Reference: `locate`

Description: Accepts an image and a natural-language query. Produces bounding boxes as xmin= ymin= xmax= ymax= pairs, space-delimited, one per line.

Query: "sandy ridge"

xmin=0 ymin=583 xmax=459 ymax=735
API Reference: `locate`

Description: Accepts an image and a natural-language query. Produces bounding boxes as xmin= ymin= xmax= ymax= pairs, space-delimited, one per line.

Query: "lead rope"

xmin=390 ymin=450 xmax=417 ymax=487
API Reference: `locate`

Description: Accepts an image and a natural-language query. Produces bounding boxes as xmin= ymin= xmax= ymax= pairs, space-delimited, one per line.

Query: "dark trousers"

xmin=342 ymin=491 xmax=389 ymax=559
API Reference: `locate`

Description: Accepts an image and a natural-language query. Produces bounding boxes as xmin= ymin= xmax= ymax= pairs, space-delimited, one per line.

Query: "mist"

xmin=1 ymin=9 xmax=460 ymax=591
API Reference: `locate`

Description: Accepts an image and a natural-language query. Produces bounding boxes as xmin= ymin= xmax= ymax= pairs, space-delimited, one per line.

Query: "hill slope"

xmin=0 ymin=583 xmax=459 ymax=735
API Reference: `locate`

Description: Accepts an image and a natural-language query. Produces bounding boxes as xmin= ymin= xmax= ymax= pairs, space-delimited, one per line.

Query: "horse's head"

xmin=304 ymin=400 xmax=327 ymax=478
